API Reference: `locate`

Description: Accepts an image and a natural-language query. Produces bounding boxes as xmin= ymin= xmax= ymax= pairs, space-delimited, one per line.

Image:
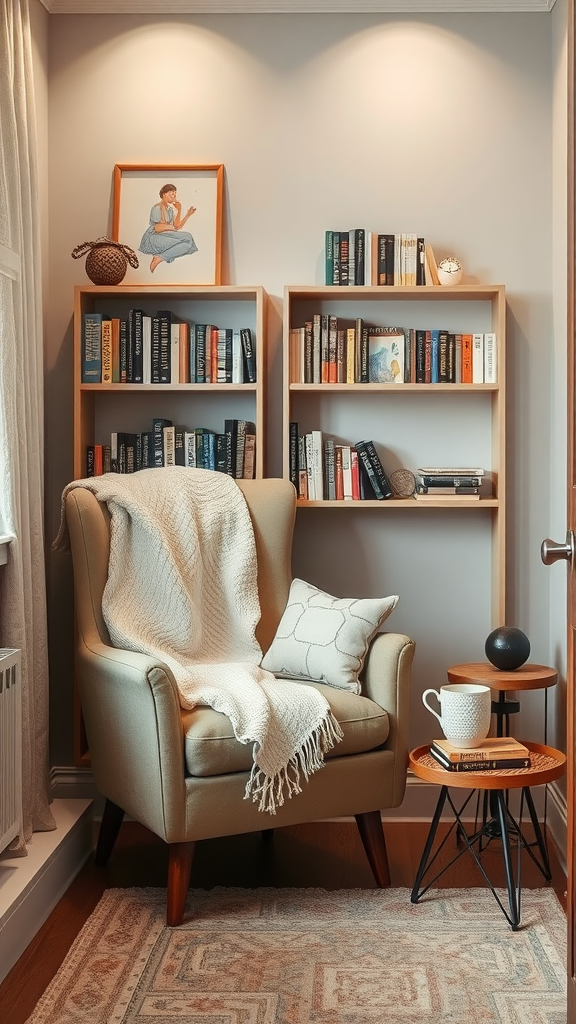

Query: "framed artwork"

xmin=112 ymin=164 xmax=224 ymax=285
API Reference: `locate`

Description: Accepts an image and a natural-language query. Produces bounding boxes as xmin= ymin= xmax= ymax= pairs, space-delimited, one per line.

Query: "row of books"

xmin=86 ymin=417 xmax=256 ymax=479
xmin=414 ymin=467 xmax=486 ymax=502
xmin=430 ymin=736 xmax=531 ymax=772
xmin=289 ymin=426 xmax=393 ymax=501
xmin=324 ymin=230 xmax=440 ymax=287
xmin=289 ymin=315 xmax=497 ymax=385
xmin=81 ymin=310 xmax=257 ymax=385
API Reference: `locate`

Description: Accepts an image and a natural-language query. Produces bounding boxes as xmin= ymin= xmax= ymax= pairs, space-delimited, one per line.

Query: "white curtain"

xmin=0 ymin=0 xmax=55 ymax=845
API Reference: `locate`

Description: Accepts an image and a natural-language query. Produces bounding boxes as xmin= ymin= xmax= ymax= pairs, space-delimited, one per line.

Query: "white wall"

xmin=45 ymin=12 xmax=560 ymax=765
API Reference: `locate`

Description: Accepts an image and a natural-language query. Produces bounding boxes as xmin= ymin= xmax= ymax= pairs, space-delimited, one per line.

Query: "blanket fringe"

xmin=245 ymin=710 xmax=344 ymax=814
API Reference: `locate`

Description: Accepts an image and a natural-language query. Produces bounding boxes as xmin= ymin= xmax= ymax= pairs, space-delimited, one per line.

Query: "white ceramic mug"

xmin=421 ymin=683 xmax=492 ymax=748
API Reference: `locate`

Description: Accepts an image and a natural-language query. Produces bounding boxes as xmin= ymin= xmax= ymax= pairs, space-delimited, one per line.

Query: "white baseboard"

xmin=0 ymin=798 xmax=94 ymax=985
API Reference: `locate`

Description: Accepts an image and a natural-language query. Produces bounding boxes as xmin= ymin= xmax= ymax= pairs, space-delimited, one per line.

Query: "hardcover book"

xmin=429 ymin=748 xmax=531 ymax=772
xmin=367 ymin=327 xmax=405 ymax=383
xmin=432 ymin=737 xmax=530 ymax=762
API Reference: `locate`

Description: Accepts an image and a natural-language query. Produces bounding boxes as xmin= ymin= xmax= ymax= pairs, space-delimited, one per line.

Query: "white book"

xmin=472 ymin=333 xmax=484 ymax=383
xmin=232 ymin=329 xmax=243 ymax=384
xmin=163 ymin=425 xmax=175 ymax=466
xmin=484 ymin=332 xmax=497 ymax=383
xmin=311 ymin=429 xmax=324 ymax=501
xmin=170 ymin=323 xmax=180 ymax=384
xmin=364 ymin=231 xmax=372 ymax=285
xmin=142 ymin=315 xmax=152 ymax=384
xmin=340 ymin=444 xmax=353 ymax=500
xmin=184 ymin=431 xmax=196 ymax=468
xmin=305 ymin=433 xmax=315 ymax=500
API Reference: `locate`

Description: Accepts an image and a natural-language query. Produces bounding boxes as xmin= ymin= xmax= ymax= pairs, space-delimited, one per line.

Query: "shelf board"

xmin=288 ymin=383 xmax=497 ymax=392
xmin=297 ymin=498 xmax=499 ymax=508
xmin=79 ymin=383 xmax=258 ymax=392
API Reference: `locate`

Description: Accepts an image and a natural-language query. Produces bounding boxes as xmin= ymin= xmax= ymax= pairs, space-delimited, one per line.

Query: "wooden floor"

xmin=0 ymin=818 xmax=567 ymax=1024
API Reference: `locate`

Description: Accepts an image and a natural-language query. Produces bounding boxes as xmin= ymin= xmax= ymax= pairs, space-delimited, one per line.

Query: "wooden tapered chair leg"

xmin=355 ymin=810 xmax=391 ymax=888
xmin=95 ymin=798 xmax=125 ymax=866
xmin=167 ymin=841 xmax=195 ymax=926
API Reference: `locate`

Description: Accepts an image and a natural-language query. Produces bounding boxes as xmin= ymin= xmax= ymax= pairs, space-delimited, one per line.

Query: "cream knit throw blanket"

xmin=55 ymin=467 xmax=343 ymax=813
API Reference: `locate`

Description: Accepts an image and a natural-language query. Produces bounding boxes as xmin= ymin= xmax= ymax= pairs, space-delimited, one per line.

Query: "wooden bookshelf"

xmin=283 ymin=283 xmax=506 ymax=623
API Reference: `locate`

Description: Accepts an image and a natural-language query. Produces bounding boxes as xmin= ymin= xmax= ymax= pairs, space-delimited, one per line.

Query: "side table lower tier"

xmin=409 ymin=741 xmax=566 ymax=930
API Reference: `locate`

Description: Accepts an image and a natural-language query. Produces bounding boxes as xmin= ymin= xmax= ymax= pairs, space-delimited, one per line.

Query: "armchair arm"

xmin=361 ymin=631 xmax=415 ymax=806
xmin=77 ymin=638 xmax=188 ymax=841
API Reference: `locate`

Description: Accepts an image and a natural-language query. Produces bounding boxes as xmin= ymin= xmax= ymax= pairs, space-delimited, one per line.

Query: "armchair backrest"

xmin=65 ymin=477 xmax=297 ymax=655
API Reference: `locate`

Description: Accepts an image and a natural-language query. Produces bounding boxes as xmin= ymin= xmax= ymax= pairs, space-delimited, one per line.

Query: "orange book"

xmin=93 ymin=444 xmax=104 ymax=477
xmin=210 ymin=326 xmax=219 ymax=384
xmin=179 ymin=322 xmax=190 ymax=384
xmin=461 ymin=333 xmax=473 ymax=384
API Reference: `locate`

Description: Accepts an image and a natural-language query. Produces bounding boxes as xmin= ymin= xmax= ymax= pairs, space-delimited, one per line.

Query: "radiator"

xmin=0 ymin=649 xmax=22 ymax=854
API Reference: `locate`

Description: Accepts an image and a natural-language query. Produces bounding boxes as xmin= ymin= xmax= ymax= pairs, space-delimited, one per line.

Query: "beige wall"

xmin=44 ymin=12 xmax=562 ymax=767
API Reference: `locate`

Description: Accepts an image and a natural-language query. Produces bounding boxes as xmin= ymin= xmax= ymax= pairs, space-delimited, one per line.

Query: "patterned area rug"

xmin=26 ymin=887 xmax=566 ymax=1023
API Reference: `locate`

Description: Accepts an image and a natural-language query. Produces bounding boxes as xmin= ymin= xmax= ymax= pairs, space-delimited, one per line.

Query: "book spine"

xmin=111 ymin=318 xmax=121 ymax=383
xmin=171 ymin=324 xmax=181 ymax=384
xmin=131 ymin=309 xmax=144 ymax=384
xmin=321 ymin=314 xmax=330 ymax=383
xmin=153 ymin=417 xmax=172 ymax=468
xmin=81 ymin=312 xmax=105 ymax=383
xmin=224 ymin=419 xmax=238 ymax=477
xmin=339 ymin=232 xmax=349 ymax=285
xmin=101 ymin=319 xmax=112 ymax=384
xmin=484 ymin=332 xmax=497 ymax=383
xmin=324 ymin=437 xmax=336 ymax=500
xmin=325 ymin=230 xmax=334 ymax=285
xmin=179 ymin=322 xmax=190 ymax=384
xmin=151 ymin=317 xmax=161 ymax=384
xmin=242 ymin=431 xmax=256 ymax=479
xmin=195 ymin=325 xmax=206 ymax=383
xmin=355 ymin=228 xmax=365 ymax=287
xmin=472 ymin=333 xmax=484 ymax=384
xmin=289 ymin=422 xmax=299 ymax=490
xmin=231 ymin=328 xmax=243 ymax=384
xmin=461 ymin=334 xmax=473 ymax=384
xmin=355 ymin=441 xmax=393 ymax=499
xmin=158 ymin=312 xmax=171 ymax=383
xmin=241 ymin=328 xmax=257 ymax=383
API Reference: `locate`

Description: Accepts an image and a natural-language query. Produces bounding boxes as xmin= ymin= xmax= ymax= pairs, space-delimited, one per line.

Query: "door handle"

xmin=541 ymin=530 xmax=575 ymax=566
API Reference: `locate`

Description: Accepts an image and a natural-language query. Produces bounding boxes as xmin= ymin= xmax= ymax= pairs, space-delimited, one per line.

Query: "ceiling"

xmin=38 ymin=1 xmax=557 ymax=14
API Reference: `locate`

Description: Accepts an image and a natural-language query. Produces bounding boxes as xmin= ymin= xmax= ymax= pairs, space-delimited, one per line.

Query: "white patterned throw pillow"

xmin=261 ymin=578 xmax=399 ymax=693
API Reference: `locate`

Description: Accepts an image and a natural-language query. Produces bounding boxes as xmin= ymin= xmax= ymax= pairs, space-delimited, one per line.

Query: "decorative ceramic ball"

xmin=485 ymin=626 xmax=531 ymax=671
xmin=437 ymin=256 xmax=463 ymax=286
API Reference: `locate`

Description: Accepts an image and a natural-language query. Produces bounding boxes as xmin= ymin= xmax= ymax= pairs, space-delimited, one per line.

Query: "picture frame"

xmin=112 ymin=164 xmax=224 ymax=285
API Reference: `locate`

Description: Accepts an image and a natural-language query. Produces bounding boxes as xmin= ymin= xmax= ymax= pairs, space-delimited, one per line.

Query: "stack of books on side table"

xmin=414 ymin=466 xmax=485 ymax=500
xmin=430 ymin=737 xmax=531 ymax=772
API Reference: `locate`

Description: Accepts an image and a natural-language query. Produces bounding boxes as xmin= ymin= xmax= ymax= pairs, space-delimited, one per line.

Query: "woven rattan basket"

xmin=71 ymin=237 xmax=139 ymax=285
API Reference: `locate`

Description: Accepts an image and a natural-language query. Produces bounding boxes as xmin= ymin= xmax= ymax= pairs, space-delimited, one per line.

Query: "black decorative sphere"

xmin=485 ymin=627 xmax=531 ymax=671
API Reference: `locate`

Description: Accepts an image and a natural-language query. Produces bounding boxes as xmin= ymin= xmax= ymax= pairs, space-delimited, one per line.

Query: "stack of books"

xmin=429 ymin=736 xmax=531 ymax=772
xmin=414 ymin=466 xmax=485 ymax=500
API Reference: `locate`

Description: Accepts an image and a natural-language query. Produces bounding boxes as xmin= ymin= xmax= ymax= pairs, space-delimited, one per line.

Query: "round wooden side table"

xmin=409 ymin=741 xmax=566 ymax=929
xmin=447 ymin=662 xmax=558 ymax=737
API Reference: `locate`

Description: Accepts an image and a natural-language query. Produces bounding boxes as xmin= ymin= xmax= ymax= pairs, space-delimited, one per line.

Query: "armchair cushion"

xmin=183 ymin=681 xmax=390 ymax=777
xmin=261 ymin=578 xmax=399 ymax=693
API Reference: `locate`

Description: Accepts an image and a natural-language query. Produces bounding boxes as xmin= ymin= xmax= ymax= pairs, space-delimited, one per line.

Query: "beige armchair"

xmin=65 ymin=477 xmax=415 ymax=926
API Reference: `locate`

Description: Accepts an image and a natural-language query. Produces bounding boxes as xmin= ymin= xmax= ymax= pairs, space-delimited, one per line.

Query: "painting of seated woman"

xmin=112 ymin=165 xmax=224 ymax=285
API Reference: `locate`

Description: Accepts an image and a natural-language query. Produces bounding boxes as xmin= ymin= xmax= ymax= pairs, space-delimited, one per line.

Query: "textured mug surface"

xmin=421 ymin=683 xmax=492 ymax=747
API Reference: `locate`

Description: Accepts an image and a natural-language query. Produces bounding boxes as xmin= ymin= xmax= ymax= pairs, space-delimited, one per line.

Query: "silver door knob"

xmin=541 ymin=530 xmax=575 ymax=566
